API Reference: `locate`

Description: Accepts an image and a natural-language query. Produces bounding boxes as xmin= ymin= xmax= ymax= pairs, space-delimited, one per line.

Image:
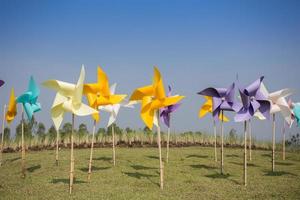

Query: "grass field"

xmin=0 ymin=147 xmax=299 ymax=199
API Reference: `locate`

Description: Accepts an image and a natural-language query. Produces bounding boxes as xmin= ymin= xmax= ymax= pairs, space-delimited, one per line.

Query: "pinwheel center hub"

xmin=97 ymin=92 xmax=100 ymax=97
xmin=221 ymin=97 xmax=225 ymax=101
xmin=250 ymin=96 xmax=255 ymax=101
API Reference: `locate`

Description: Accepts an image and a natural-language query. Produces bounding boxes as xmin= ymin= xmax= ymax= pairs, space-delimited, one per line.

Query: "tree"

xmin=36 ymin=122 xmax=46 ymax=143
xmin=228 ymin=128 xmax=238 ymax=145
xmin=61 ymin=122 xmax=72 ymax=141
xmin=47 ymin=125 xmax=56 ymax=143
xmin=0 ymin=127 xmax=10 ymax=145
xmin=78 ymin=123 xmax=88 ymax=144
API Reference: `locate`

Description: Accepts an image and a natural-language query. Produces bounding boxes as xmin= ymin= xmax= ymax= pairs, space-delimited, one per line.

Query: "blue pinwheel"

xmin=17 ymin=76 xmax=41 ymax=120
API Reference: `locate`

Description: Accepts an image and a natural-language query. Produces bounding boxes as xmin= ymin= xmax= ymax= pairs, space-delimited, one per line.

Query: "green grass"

xmin=0 ymin=147 xmax=299 ymax=199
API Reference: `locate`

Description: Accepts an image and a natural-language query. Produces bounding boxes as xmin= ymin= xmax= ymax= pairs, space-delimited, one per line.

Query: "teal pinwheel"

xmin=17 ymin=76 xmax=41 ymax=120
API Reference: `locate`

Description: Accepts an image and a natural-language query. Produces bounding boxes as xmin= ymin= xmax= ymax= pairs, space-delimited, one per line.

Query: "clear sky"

xmin=0 ymin=0 xmax=299 ymax=141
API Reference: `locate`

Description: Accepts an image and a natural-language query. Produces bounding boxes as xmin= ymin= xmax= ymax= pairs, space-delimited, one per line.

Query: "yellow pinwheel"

xmin=5 ymin=88 xmax=17 ymax=124
xmin=130 ymin=67 xmax=184 ymax=130
xmin=198 ymin=96 xmax=229 ymax=121
xmin=83 ymin=67 xmax=127 ymax=178
xmin=83 ymin=66 xmax=126 ymax=122
xmin=43 ymin=65 xmax=98 ymax=194
xmin=130 ymin=66 xmax=184 ymax=190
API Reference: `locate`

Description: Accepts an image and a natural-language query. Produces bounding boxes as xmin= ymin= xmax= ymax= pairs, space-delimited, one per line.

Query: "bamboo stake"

xmin=88 ymin=120 xmax=96 ymax=181
xmin=249 ymin=119 xmax=252 ymax=161
xmin=55 ymin=128 xmax=59 ymax=166
xmin=157 ymin=110 xmax=164 ymax=189
xmin=0 ymin=104 xmax=6 ymax=166
xmin=213 ymin=120 xmax=217 ymax=162
xmin=69 ymin=114 xmax=75 ymax=194
xmin=272 ymin=113 xmax=275 ymax=172
xmin=112 ymin=124 xmax=116 ymax=166
xmin=166 ymin=126 xmax=170 ymax=163
xmin=244 ymin=121 xmax=247 ymax=186
xmin=220 ymin=110 xmax=224 ymax=175
xmin=282 ymin=121 xmax=286 ymax=161
xmin=21 ymin=106 xmax=26 ymax=178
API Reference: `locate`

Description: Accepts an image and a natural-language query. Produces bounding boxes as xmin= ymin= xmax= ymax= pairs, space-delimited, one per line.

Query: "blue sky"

xmin=0 ymin=0 xmax=299 ymax=141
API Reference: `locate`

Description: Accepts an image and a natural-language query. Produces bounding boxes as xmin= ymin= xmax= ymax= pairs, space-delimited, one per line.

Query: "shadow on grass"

xmin=51 ymin=178 xmax=86 ymax=184
xmin=229 ymin=162 xmax=259 ymax=167
xmin=79 ymin=166 xmax=111 ymax=172
xmin=264 ymin=170 xmax=297 ymax=176
xmin=190 ymin=164 xmax=216 ymax=170
xmin=146 ymin=155 xmax=159 ymax=160
xmin=123 ymin=171 xmax=159 ymax=187
xmin=205 ymin=173 xmax=231 ymax=179
xmin=186 ymin=155 xmax=209 ymax=159
xmin=275 ymin=162 xmax=294 ymax=166
xmin=226 ymin=154 xmax=239 ymax=158
xmin=27 ymin=164 xmax=41 ymax=173
xmin=93 ymin=156 xmax=111 ymax=161
xmin=7 ymin=157 xmax=21 ymax=162
xmin=131 ymin=165 xmax=156 ymax=170
xmin=261 ymin=153 xmax=271 ymax=158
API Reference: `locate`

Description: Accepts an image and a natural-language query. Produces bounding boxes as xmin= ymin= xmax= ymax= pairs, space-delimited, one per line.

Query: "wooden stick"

xmin=249 ymin=119 xmax=252 ymax=161
xmin=21 ymin=106 xmax=26 ymax=178
xmin=213 ymin=120 xmax=217 ymax=162
xmin=112 ymin=124 xmax=116 ymax=166
xmin=166 ymin=126 xmax=170 ymax=163
xmin=88 ymin=120 xmax=96 ymax=181
xmin=282 ymin=121 xmax=286 ymax=161
xmin=220 ymin=110 xmax=224 ymax=175
xmin=55 ymin=128 xmax=59 ymax=166
xmin=69 ymin=114 xmax=75 ymax=194
xmin=0 ymin=104 xmax=6 ymax=166
xmin=272 ymin=113 xmax=275 ymax=172
xmin=157 ymin=110 xmax=164 ymax=189
xmin=244 ymin=121 xmax=247 ymax=186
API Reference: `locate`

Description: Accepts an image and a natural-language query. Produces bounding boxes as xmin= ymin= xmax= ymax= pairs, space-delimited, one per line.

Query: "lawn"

xmin=0 ymin=147 xmax=299 ymax=199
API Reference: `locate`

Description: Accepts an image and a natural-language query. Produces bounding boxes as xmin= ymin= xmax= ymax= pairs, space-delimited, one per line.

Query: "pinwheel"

xmin=291 ymin=103 xmax=300 ymax=126
xmin=160 ymin=85 xmax=182 ymax=163
xmin=99 ymin=83 xmax=133 ymax=166
xmin=234 ymin=76 xmax=270 ymax=186
xmin=16 ymin=76 xmax=41 ymax=178
xmin=198 ymin=82 xmax=240 ymax=174
xmin=260 ymin=82 xmax=293 ymax=172
xmin=198 ymin=95 xmax=229 ymax=162
xmin=1 ymin=88 xmax=17 ymax=166
xmin=83 ymin=67 xmax=126 ymax=179
xmin=0 ymin=80 xmax=5 ymax=166
xmin=43 ymin=66 xmax=98 ymax=194
xmin=129 ymin=67 xmax=184 ymax=189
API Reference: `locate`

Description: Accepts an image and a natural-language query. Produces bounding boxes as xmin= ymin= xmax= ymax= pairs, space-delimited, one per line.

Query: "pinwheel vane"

xmin=260 ymin=82 xmax=293 ymax=172
xmin=16 ymin=76 xmax=41 ymax=178
xmin=234 ymin=76 xmax=270 ymax=186
xmin=83 ymin=67 xmax=126 ymax=174
xmin=130 ymin=67 xmax=184 ymax=189
xmin=0 ymin=80 xmax=5 ymax=166
xmin=43 ymin=66 xmax=98 ymax=194
xmin=198 ymin=82 xmax=240 ymax=175
xmin=160 ymin=85 xmax=182 ymax=163
xmin=198 ymin=95 xmax=229 ymax=162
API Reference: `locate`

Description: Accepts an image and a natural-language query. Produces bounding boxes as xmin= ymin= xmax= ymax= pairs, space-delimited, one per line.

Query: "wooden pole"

xmin=272 ymin=113 xmax=275 ymax=172
xmin=282 ymin=121 xmax=286 ymax=161
xmin=69 ymin=114 xmax=75 ymax=194
xmin=88 ymin=120 xmax=96 ymax=181
xmin=157 ymin=110 xmax=164 ymax=189
xmin=220 ymin=110 xmax=224 ymax=175
xmin=244 ymin=121 xmax=247 ymax=186
xmin=112 ymin=124 xmax=116 ymax=166
xmin=166 ymin=126 xmax=170 ymax=163
xmin=249 ymin=119 xmax=252 ymax=161
xmin=0 ymin=104 xmax=6 ymax=166
xmin=55 ymin=128 xmax=59 ymax=166
xmin=21 ymin=106 xmax=26 ymax=178
xmin=213 ymin=120 xmax=217 ymax=162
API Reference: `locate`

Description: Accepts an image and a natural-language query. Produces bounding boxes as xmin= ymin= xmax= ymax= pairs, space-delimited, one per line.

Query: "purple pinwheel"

xmin=0 ymin=80 xmax=4 ymax=87
xmin=198 ymin=82 xmax=240 ymax=175
xmin=160 ymin=86 xmax=181 ymax=127
xmin=198 ymin=83 xmax=240 ymax=121
xmin=234 ymin=76 xmax=271 ymax=122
